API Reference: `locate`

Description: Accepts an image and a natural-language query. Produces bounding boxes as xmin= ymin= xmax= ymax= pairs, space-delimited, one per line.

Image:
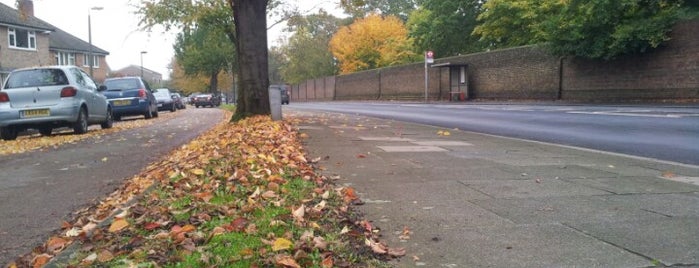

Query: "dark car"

xmin=0 ymin=66 xmax=113 ymax=140
xmin=171 ymin=93 xmax=186 ymax=109
xmin=153 ymin=88 xmax=177 ymax=112
xmin=192 ymin=94 xmax=221 ymax=108
xmin=102 ymin=77 xmax=158 ymax=121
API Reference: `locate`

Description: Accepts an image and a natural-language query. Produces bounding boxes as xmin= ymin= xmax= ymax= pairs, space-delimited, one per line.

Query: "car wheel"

xmin=170 ymin=104 xmax=176 ymax=112
xmin=73 ymin=108 xmax=89 ymax=134
xmin=195 ymin=105 xmax=200 ymax=108
xmin=101 ymin=108 xmax=114 ymax=129
xmin=0 ymin=127 xmax=18 ymax=141
xmin=114 ymin=115 xmax=122 ymax=121
xmin=144 ymin=107 xmax=153 ymax=119
xmin=39 ymin=127 xmax=52 ymax=136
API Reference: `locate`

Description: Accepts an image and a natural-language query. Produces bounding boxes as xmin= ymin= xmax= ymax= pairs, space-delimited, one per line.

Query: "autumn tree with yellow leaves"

xmin=329 ymin=14 xmax=417 ymax=74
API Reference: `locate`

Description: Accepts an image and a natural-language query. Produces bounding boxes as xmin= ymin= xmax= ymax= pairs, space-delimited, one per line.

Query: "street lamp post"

xmin=140 ymin=51 xmax=147 ymax=78
xmin=88 ymin=6 xmax=103 ymax=78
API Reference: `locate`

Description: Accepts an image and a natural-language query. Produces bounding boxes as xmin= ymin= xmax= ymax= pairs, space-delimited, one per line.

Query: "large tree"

xmin=174 ymin=19 xmax=236 ymax=93
xmin=228 ymin=0 xmax=270 ymax=119
xmin=473 ymin=0 xmax=564 ymax=49
xmin=140 ymin=0 xmax=276 ymax=119
xmin=406 ymin=0 xmax=485 ymax=57
xmin=543 ymin=0 xmax=683 ymax=60
xmin=279 ymin=11 xmax=343 ymax=84
xmin=339 ymin=0 xmax=418 ymax=21
xmin=330 ymin=14 xmax=417 ymax=74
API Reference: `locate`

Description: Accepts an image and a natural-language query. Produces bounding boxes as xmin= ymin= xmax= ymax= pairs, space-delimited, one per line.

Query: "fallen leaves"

xmin=11 ymin=113 xmax=401 ymax=267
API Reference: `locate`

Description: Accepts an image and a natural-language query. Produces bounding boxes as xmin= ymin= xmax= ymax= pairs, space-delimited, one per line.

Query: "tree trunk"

xmin=230 ymin=0 xmax=270 ymax=120
xmin=209 ymin=71 xmax=219 ymax=93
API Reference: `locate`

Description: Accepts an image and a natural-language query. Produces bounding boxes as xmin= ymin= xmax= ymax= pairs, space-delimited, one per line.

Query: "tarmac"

xmin=289 ymin=109 xmax=699 ymax=268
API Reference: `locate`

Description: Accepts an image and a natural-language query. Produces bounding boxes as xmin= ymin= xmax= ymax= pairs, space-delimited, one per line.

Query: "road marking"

xmin=359 ymin=136 xmax=415 ymax=142
xmin=377 ymin=146 xmax=448 ymax=152
xmin=566 ymin=111 xmax=699 ymax=118
xmin=411 ymin=141 xmax=472 ymax=146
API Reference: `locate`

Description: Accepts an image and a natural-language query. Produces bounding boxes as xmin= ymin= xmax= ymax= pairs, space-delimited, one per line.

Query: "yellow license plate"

xmin=22 ymin=109 xmax=50 ymax=118
xmin=113 ymin=99 xmax=132 ymax=106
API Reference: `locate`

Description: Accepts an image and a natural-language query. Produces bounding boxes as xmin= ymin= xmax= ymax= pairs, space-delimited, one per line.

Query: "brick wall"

xmin=0 ymin=28 xmax=52 ymax=69
xmin=561 ymin=20 xmax=699 ymax=101
xmin=294 ymin=19 xmax=699 ymax=103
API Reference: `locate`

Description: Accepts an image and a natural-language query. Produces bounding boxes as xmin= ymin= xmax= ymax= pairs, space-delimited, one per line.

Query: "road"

xmin=289 ymin=102 xmax=699 ymax=165
xmin=0 ymin=107 xmax=224 ymax=265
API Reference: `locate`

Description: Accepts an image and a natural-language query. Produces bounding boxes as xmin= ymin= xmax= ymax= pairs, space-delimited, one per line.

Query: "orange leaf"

xmin=108 ymin=218 xmax=129 ymax=233
xmin=97 ymin=249 xmax=115 ymax=262
xmin=46 ymin=236 xmax=68 ymax=252
xmin=322 ymin=256 xmax=333 ymax=268
xmin=32 ymin=254 xmax=51 ymax=268
xmin=194 ymin=192 xmax=214 ymax=202
xmin=144 ymin=222 xmax=161 ymax=231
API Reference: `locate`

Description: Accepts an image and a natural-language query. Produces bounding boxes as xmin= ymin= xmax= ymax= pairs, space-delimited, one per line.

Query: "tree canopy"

xmin=330 ymin=14 xmax=417 ymax=74
xmin=406 ymin=0 xmax=485 ymax=57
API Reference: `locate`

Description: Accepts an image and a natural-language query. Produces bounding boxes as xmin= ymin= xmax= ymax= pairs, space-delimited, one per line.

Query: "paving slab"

xmin=571 ymin=218 xmax=699 ymax=266
xmin=472 ymin=195 xmax=668 ymax=225
xmin=564 ymin=176 xmax=699 ymax=194
xmin=356 ymin=180 xmax=492 ymax=202
xmin=506 ymin=165 xmax=620 ymax=179
xmin=463 ymin=178 xmax=611 ymax=199
xmin=404 ymin=223 xmax=651 ymax=268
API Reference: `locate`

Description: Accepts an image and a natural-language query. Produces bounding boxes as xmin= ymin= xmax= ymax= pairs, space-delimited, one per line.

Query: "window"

xmin=83 ymin=54 xmax=99 ymax=68
xmin=55 ymin=52 xmax=75 ymax=66
xmin=8 ymin=28 xmax=36 ymax=50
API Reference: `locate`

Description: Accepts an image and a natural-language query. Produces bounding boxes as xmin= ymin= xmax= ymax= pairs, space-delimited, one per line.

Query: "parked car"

xmin=192 ymin=94 xmax=221 ymax=108
xmin=171 ymin=93 xmax=186 ymax=109
xmin=0 ymin=66 xmax=113 ymax=140
xmin=102 ymin=77 xmax=158 ymax=121
xmin=153 ymin=88 xmax=177 ymax=112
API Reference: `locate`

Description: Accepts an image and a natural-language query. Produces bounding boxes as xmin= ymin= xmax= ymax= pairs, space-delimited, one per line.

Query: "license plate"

xmin=21 ymin=109 xmax=50 ymax=118
xmin=113 ymin=99 xmax=131 ymax=106
xmin=157 ymin=103 xmax=163 ymax=107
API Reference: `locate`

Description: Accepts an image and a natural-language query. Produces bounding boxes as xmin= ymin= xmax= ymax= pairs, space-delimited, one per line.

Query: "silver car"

xmin=0 ymin=66 xmax=113 ymax=140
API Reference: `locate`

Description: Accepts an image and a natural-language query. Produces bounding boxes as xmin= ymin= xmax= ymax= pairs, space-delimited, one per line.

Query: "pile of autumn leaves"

xmin=11 ymin=114 xmax=402 ymax=267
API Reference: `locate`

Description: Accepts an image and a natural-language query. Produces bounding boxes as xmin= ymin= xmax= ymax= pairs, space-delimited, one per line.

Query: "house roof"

xmin=0 ymin=2 xmax=108 ymax=55
xmin=0 ymin=2 xmax=53 ymax=32
xmin=47 ymin=26 xmax=109 ymax=55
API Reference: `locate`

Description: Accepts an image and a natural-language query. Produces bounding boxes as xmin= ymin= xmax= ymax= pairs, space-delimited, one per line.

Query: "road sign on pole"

xmin=424 ymin=51 xmax=434 ymax=103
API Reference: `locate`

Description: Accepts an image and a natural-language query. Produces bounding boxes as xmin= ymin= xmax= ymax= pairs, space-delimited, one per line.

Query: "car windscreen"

xmin=3 ymin=69 xmax=69 ymax=89
xmin=104 ymin=79 xmax=140 ymax=91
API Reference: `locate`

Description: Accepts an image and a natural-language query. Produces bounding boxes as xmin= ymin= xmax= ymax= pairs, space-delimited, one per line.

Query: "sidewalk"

xmin=290 ymin=110 xmax=699 ymax=268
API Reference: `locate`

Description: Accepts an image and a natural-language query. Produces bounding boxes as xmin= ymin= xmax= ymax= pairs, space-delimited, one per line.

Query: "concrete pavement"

xmin=290 ymin=110 xmax=699 ymax=268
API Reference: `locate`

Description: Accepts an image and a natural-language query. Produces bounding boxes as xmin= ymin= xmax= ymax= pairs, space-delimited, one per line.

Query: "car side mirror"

xmin=98 ymin=85 xmax=107 ymax=91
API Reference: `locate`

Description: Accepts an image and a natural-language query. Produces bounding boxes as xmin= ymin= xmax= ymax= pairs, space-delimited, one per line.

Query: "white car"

xmin=0 ymin=66 xmax=113 ymax=140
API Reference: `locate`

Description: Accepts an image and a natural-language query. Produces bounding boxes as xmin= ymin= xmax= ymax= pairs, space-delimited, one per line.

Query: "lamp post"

xmin=88 ymin=6 xmax=103 ymax=78
xmin=140 ymin=51 xmax=147 ymax=78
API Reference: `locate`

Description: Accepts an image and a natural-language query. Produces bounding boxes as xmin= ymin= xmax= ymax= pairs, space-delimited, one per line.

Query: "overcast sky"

xmin=0 ymin=0 xmax=344 ymax=80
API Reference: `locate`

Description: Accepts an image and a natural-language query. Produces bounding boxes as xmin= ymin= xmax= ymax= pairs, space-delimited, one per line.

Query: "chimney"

xmin=19 ymin=0 xmax=34 ymax=18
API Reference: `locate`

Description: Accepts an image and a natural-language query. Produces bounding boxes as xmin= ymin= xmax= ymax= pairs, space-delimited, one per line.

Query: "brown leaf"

xmin=144 ymin=222 xmax=161 ymax=231
xmin=97 ymin=249 xmax=115 ymax=262
xmin=231 ymin=217 xmax=249 ymax=232
xmin=275 ymin=254 xmax=301 ymax=268
xmin=321 ymin=256 xmax=333 ymax=268
xmin=388 ymin=247 xmax=407 ymax=257
xmin=32 ymin=254 xmax=52 ymax=268
xmin=46 ymin=236 xmax=69 ymax=252
xmin=292 ymin=205 xmax=305 ymax=222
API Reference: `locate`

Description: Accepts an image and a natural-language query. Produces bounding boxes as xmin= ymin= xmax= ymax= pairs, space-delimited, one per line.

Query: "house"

xmin=112 ymin=65 xmax=163 ymax=87
xmin=0 ymin=0 xmax=110 ymax=83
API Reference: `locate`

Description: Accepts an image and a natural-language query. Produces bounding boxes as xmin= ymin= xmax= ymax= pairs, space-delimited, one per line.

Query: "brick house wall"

xmin=0 ymin=27 xmax=52 ymax=70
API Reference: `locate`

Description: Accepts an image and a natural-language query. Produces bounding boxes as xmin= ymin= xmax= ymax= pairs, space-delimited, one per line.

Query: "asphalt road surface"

xmin=290 ymin=102 xmax=699 ymax=166
xmin=0 ymin=107 xmax=225 ymax=265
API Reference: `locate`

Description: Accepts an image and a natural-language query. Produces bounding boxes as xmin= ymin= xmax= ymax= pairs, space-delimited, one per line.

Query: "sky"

xmin=0 ymin=0 xmax=344 ymax=80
